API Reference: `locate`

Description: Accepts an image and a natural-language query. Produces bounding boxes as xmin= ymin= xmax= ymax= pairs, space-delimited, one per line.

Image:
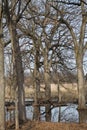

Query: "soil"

xmin=7 ymin=120 xmax=87 ymax=130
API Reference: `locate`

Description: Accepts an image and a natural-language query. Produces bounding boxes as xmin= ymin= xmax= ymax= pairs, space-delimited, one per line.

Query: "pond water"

xmin=25 ymin=103 xmax=79 ymax=122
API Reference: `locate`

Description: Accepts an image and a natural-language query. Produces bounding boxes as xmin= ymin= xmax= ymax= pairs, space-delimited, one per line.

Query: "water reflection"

xmin=26 ymin=106 xmax=33 ymax=120
xmin=25 ymin=104 xmax=79 ymax=122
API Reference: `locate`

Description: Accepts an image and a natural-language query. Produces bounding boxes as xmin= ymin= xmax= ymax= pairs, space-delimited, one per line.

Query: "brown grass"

xmin=5 ymin=83 xmax=78 ymax=100
xmin=20 ymin=121 xmax=87 ymax=130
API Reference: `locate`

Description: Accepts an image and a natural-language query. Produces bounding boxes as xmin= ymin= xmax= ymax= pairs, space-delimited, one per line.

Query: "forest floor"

xmin=7 ymin=120 xmax=87 ymax=130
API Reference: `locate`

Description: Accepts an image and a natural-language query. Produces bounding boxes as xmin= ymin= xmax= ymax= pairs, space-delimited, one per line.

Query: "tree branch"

xmin=48 ymin=0 xmax=81 ymax=6
xmin=16 ymin=0 xmax=31 ymax=23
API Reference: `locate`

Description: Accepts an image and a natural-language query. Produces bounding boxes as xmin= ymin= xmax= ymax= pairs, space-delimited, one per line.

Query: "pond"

xmin=25 ymin=103 xmax=79 ymax=122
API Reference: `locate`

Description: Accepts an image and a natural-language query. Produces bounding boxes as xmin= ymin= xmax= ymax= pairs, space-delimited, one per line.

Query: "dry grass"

xmin=5 ymin=83 xmax=78 ymax=100
xmin=20 ymin=121 xmax=87 ymax=130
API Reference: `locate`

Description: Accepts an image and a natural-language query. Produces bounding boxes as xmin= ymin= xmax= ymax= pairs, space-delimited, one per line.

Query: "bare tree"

xmin=3 ymin=0 xmax=31 ymax=128
xmin=17 ymin=0 xmax=74 ymax=121
xmin=48 ymin=0 xmax=87 ymax=123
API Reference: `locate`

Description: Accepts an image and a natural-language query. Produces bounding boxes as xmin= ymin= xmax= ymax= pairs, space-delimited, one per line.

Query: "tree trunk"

xmin=44 ymin=73 xmax=51 ymax=121
xmin=15 ymin=43 xmax=26 ymax=122
xmin=78 ymin=109 xmax=87 ymax=123
xmin=15 ymin=87 xmax=19 ymax=130
xmin=76 ymin=54 xmax=87 ymax=123
xmin=0 ymin=28 xmax=5 ymax=130
xmin=57 ymin=79 xmax=61 ymax=122
xmin=9 ymin=20 xmax=26 ymax=128
xmin=0 ymin=41 xmax=5 ymax=130
xmin=76 ymin=7 xmax=87 ymax=109
xmin=0 ymin=1 xmax=5 ymax=129
xmin=11 ymin=25 xmax=19 ymax=129
xmin=44 ymin=48 xmax=51 ymax=121
xmin=76 ymin=53 xmax=86 ymax=109
xmin=33 ymin=44 xmax=40 ymax=120
xmin=33 ymin=68 xmax=40 ymax=120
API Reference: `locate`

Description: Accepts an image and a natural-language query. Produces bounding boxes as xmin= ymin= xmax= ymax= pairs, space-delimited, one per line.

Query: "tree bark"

xmin=0 ymin=26 xmax=5 ymax=130
xmin=78 ymin=109 xmax=87 ymax=123
xmin=33 ymin=42 xmax=40 ymax=120
xmin=15 ymin=42 xmax=26 ymax=121
xmin=76 ymin=54 xmax=85 ymax=109
xmin=44 ymin=48 xmax=51 ymax=121
xmin=9 ymin=21 xmax=19 ymax=130
xmin=0 ymin=1 xmax=5 ymax=130
xmin=44 ymin=70 xmax=51 ymax=121
xmin=0 ymin=41 xmax=5 ymax=130
xmin=33 ymin=67 xmax=40 ymax=120
xmin=57 ymin=79 xmax=61 ymax=122
xmin=9 ymin=20 xmax=26 ymax=128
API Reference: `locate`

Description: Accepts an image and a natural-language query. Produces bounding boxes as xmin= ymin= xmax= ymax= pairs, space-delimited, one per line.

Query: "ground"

xmin=7 ymin=120 xmax=87 ymax=130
